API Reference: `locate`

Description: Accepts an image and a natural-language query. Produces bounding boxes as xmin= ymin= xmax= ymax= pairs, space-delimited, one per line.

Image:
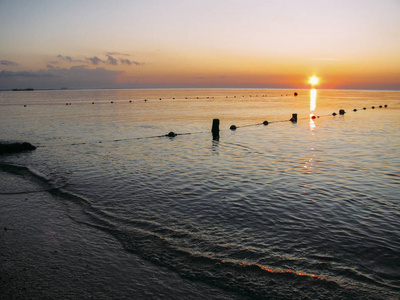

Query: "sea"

xmin=1 ymin=88 xmax=399 ymax=299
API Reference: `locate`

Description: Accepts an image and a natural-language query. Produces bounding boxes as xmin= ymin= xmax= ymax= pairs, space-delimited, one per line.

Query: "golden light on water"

xmin=309 ymin=88 xmax=317 ymax=130
xmin=310 ymin=88 xmax=317 ymax=112
xmin=309 ymin=76 xmax=319 ymax=86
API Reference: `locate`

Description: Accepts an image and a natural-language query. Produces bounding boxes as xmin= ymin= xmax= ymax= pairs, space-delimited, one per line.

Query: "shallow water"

xmin=1 ymin=88 xmax=400 ymax=298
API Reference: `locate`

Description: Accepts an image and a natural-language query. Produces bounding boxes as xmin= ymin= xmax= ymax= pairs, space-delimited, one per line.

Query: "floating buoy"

xmin=363 ymin=107 xmax=366 ymax=110
xmin=129 ymin=100 xmax=131 ymax=103
xmin=166 ymin=132 xmax=177 ymax=137
xmin=230 ymin=125 xmax=237 ymax=130
xmin=372 ymin=106 xmax=375 ymax=109
xmin=339 ymin=109 xmax=346 ymax=115
xmin=294 ymin=92 xmax=298 ymax=96
xmin=385 ymin=104 xmax=388 ymax=108
xmin=290 ymin=113 xmax=297 ymax=122
xmin=111 ymin=101 xmax=113 ymax=104
xmin=263 ymin=121 xmax=269 ymax=125
xmin=311 ymin=115 xmax=316 ymax=119
xmin=332 ymin=112 xmax=337 ymax=116
xmin=353 ymin=109 xmax=357 ymax=111
xmin=92 ymin=102 xmax=94 ymax=104
xmin=24 ymin=105 xmax=26 ymax=107
xmin=379 ymin=105 xmax=382 ymax=108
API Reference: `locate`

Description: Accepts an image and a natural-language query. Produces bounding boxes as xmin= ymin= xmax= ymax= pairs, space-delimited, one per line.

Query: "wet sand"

xmin=0 ymin=173 xmax=242 ymax=300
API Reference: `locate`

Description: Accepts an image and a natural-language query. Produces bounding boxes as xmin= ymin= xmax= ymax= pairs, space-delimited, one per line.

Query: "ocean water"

xmin=1 ymin=88 xmax=400 ymax=299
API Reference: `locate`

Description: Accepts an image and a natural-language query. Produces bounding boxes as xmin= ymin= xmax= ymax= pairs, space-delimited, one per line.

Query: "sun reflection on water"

xmin=309 ymin=88 xmax=317 ymax=130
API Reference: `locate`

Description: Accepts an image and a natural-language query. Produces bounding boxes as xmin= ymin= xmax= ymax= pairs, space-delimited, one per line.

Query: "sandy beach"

xmin=0 ymin=170 xmax=241 ymax=300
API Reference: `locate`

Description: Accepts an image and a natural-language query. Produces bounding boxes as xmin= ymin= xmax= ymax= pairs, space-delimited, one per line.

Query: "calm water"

xmin=1 ymin=89 xmax=400 ymax=299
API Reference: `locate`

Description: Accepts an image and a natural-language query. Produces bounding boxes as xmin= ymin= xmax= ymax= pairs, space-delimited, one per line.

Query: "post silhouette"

xmin=212 ymin=119 xmax=220 ymax=140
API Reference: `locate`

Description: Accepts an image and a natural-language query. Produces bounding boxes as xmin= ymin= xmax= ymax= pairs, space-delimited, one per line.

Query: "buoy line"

xmin=31 ymin=104 xmax=388 ymax=148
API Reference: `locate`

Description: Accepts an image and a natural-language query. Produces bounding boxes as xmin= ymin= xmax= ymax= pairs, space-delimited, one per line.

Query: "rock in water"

xmin=0 ymin=142 xmax=37 ymax=154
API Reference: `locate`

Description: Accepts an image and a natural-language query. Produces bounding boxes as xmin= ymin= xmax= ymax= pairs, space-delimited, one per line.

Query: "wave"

xmin=0 ymin=161 xmax=397 ymax=299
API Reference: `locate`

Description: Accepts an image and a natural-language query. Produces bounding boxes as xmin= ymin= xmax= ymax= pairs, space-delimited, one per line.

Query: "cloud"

xmin=57 ymin=55 xmax=84 ymax=63
xmin=120 ymin=59 xmax=144 ymax=66
xmin=106 ymin=55 xmax=118 ymax=65
xmin=87 ymin=56 xmax=104 ymax=65
xmin=0 ymin=65 xmax=125 ymax=89
xmin=106 ymin=52 xmax=130 ymax=56
xmin=0 ymin=70 xmax=54 ymax=77
xmin=1 ymin=60 xmax=19 ymax=66
xmin=55 ymin=53 xmax=144 ymax=67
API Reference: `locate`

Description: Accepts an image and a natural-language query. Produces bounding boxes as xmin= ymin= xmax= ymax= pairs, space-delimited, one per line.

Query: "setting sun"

xmin=309 ymin=76 xmax=319 ymax=86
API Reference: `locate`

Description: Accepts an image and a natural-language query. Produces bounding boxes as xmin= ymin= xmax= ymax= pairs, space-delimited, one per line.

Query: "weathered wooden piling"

xmin=212 ymin=119 xmax=220 ymax=140
xmin=290 ymin=113 xmax=297 ymax=123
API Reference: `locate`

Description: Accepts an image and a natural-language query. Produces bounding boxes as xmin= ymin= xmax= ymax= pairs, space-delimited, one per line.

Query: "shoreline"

xmin=0 ymin=170 xmax=241 ymax=300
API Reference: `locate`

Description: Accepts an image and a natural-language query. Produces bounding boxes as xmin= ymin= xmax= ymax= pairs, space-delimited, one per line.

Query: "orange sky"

xmin=1 ymin=0 xmax=400 ymax=90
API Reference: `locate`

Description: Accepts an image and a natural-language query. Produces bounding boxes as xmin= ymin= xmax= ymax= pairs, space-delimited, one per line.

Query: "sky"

xmin=1 ymin=0 xmax=400 ymax=90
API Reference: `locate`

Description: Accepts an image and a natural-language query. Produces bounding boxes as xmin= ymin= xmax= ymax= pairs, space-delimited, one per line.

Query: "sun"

xmin=309 ymin=76 xmax=319 ymax=86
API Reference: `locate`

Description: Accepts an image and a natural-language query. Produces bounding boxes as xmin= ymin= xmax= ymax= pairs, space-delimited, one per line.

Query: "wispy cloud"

xmin=120 ymin=58 xmax=144 ymax=66
xmin=1 ymin=60 xmax=19 ymax=66
xmin=86 ymin=56 xmax=104 ymax=65
xmin=57 ymin=55 xmax=84 ymax=63
xmin=106 ymin=55 xmax=118 ymax=65
xmin=56 ymin=54 xmax=144 ymax=67
xmin=106 ymin=52 xmax=131 ymax=56
xmin=0 ymin=70 xmax=54 ymax=77
xmin=0 ymin=66 xmax=125 ymax=89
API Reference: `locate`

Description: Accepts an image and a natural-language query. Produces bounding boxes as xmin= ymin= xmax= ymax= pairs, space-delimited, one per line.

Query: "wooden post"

xmin=290 ymin=113 xmax=297 ymax=123
xmin=212 ymin=119 xmax=220 ymax=140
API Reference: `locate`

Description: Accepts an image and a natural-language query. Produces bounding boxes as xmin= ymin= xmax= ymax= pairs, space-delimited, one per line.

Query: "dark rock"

xmin=0 ymin=142 xmax=36 ymax=154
